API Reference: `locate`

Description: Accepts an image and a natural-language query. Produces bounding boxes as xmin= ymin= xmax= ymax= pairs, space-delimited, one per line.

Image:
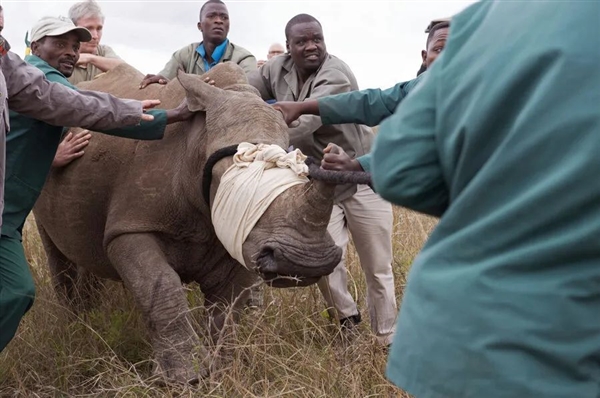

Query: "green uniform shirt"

xmin=2 ymin=55 xmax=168 ymax=240
xmin=318 ymin=75 xmax=423 ymax=172
xmin=373 ymin=2 xmax=600 ymax=397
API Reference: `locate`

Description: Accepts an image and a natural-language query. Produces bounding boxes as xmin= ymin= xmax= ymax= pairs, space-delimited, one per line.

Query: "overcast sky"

xmin=2 ymin=1 xmax=476 ymax=90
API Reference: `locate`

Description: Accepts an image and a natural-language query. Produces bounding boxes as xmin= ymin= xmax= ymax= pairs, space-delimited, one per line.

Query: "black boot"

xmin=340 ymin=312 xmax=362 ymax=330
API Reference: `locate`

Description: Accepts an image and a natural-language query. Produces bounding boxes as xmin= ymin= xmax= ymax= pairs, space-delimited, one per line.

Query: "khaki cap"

xmin=30 ymin=16 xmax=92 ymax=43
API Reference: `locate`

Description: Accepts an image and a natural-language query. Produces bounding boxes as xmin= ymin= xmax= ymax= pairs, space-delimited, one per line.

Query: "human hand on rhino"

xmin=271 ymin=99 xmax=318 ymax=127
xmin=141 ymin=98 xmax=194 ymax=124
xmin=139 ymin=74 xmax=169 ymax=89
xmin=165 ymin=98 xmax=194 ymax=124
xmin=52 ymin=130 xmax=92 ymax=167
xmin=139 ymin=73 xmax=215 ymax=89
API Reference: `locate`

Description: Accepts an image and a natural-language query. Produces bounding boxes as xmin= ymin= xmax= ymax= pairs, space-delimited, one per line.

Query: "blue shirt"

xmin=196 ymin=39 xmax=229 ymax=72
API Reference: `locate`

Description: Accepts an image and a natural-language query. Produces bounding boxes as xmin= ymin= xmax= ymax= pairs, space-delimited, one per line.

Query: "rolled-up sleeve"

xmin=3 ymin=52 xmax=142 ymax=131
xmin=371 ymin=70 xmax=448 ymax=217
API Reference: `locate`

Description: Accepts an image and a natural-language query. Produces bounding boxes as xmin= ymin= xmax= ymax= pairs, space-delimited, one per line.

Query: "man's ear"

xmin=421 ymin=50 xmax=427 ymax=63
xmin=285 ymin=40 xmax=290 ymax=53
xmin=197 ymin=22 xmax=203 ymax=33
xmin=30 ymin=41 xmax=40 ymax=56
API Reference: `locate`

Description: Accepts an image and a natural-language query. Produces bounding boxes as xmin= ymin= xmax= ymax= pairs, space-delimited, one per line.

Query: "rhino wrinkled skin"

xmin=32 ymin=62 xmax=342 ymax=383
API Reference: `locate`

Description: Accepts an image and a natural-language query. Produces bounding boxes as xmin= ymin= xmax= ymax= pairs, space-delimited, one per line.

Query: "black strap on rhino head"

xmin=202 ymin=144 xmax=240 ymax=207
xmin=202 ymin=144 xmax=373 ymax=208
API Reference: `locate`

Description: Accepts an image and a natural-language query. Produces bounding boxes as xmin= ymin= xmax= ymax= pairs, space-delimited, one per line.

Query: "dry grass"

xmin=0 ymin=208 xmax=437 ymax=398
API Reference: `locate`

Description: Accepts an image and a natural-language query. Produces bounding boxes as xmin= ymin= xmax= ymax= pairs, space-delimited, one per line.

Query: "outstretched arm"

xmin=3 ymin=52 xmax=148 ymax=130
xmin=273 ymin=74 xmax=425 ymax=128
xmin=77 ymin=53 xmax=123 ymax=73
xmin=319 ymin=75 xmax=423 ymax=127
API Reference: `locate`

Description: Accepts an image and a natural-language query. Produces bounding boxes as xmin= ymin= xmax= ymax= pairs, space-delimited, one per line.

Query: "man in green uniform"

xmin=0 ymin=16 xmax=194 ymax=353
xmin=272 ymin=20 xmax=449 ymax=173
xmin=371 ymin=1 xmax=600 ymax=397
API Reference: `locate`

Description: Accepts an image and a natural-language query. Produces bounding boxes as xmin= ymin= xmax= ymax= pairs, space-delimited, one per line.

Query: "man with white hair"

xmin=54 ymin=0 xmax=124 ymax=168
xmin=257 ymin=43 xmax=285 ymax=68
xmin=67 ymin=0 xmax=122 ymax=86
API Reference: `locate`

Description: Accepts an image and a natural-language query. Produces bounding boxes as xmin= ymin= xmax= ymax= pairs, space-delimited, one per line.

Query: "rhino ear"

xmin=177 ymin=69 xmax=225 ymax=112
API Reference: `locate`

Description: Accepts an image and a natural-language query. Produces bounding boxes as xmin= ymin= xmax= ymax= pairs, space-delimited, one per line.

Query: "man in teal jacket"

xmin=372 ymin=1 xmax=600 ymax=397
xmin=272 ymin=20 xmax=449 ymax=173
xmin=0 ymin=16 xmax=193 ymax=353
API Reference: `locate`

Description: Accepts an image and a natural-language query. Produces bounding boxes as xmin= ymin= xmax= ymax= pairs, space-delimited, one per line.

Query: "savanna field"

xmin=0 ymin=208 xmax=437 ymax=398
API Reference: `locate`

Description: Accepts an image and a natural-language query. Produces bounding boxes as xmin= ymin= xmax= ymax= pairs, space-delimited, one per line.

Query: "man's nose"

xmin=306 ymin=41 xmax=318 ymax=51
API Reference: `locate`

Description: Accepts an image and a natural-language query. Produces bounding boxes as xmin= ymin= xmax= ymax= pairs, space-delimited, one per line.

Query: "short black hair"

xmin=199 ymin=0 xmax=226 ymax=20
xmin=285 ymin=14 xmax=322 ymax=40
xmin=426 ymin=21 xmax=449 ymax=47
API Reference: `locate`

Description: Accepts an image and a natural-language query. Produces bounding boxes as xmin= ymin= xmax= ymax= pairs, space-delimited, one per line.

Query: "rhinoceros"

xmin=32 ymin=62 xmax=342 ymax=383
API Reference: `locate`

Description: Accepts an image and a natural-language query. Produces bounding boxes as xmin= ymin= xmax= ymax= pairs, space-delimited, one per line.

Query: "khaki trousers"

xmin=317 ymin=184 xmax=397 ymax=345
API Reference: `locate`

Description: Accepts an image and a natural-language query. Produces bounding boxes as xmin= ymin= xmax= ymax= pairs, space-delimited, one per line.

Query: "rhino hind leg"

xmin=37 ymin=223 xmax=101 ymax=313
xmin=106 ymin=233 xmax=208 ymax=384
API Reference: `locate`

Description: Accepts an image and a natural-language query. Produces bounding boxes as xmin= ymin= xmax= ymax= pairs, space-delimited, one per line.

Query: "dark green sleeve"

xmin=372 ymin=69 xmax=448 ymax=217
xmin=318 ymin=74 xmax=424 ymax=127
xmin=98 ymin=109 xmax=167 ymax=140
xmin=356 ymin=153 xmax=372 ymax=173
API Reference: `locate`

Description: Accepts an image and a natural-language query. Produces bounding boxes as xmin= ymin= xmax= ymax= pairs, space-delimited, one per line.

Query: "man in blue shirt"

xmin=140 ymin=0 xmax=256 ymax=88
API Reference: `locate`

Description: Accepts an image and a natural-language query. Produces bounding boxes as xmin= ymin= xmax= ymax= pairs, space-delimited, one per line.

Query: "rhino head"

xmin=177 ymin=64 xmax=342 ymax=288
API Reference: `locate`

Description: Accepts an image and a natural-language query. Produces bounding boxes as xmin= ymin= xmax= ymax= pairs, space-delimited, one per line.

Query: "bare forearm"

xmin=299 ymin=99 xmax=320 ymax=116
xmin=85 ymin=54 xmax=123 ymax=73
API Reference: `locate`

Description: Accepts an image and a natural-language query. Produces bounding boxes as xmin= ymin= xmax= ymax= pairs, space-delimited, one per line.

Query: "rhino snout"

xmin=255 ymin=244 xmax=341 ymax=288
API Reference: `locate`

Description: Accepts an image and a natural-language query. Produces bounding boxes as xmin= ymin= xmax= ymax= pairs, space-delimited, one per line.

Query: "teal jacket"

xmin=373 ymin=2 xmax=600 ymax=398
xmin=317 ymin=74 xmax=423 ymax=172
xmin=2 ymin=55 xmax=168 ymax=240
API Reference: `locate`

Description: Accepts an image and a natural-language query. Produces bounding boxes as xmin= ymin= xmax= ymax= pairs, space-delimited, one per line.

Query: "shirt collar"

xmin=196 ymin=39 xmax=229 ymax=71
xmin=25 ymin=54 xmax=67 ymax=77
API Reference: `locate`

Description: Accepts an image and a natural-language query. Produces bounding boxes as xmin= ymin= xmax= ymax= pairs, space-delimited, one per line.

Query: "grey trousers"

xmin=318 ymin=184 xmax=397 ymax=345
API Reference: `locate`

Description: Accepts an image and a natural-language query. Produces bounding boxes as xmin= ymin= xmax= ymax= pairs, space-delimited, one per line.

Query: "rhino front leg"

xmin=202 ymin=265 xmax=256 ymax=372
xmin=107 ymin=233 xmax=206 ymax=384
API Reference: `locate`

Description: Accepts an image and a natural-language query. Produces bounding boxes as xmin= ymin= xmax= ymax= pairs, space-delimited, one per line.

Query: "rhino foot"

xmin=151 ymin=355 xmax=209 ymax=385
xmin=150 ymin=345 xmax=210 ymax=385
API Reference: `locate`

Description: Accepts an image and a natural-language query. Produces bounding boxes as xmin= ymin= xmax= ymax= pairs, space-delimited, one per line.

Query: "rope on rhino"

xmin=204 ymin=143 xmax=373 ymax=270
